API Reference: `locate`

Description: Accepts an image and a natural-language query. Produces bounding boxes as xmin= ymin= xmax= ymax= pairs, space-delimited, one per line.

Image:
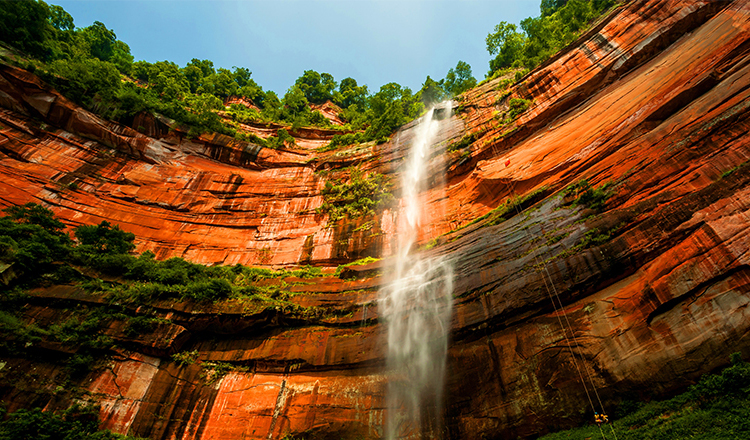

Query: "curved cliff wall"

xmin=1 ymin=0 xmax=749 ymax=438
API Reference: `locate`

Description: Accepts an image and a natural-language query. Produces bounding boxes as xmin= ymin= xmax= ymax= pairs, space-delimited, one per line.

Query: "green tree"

xmin=231 ymin=66 xmax=252 ymax=88
xmin=110 ymin=40 xmax=134 ymax=75
xmin=519 ymin=16 xmax=560 ymax=67
xmin=238 ymin=81 xmax=266 ymax=107
xmin=486 ymin=0 xmax=613 ymax=76
xmin=486 ymin=22 xmax=527 ymax=72
xmin=48 ymin=4 xmax=74 ymax=31
xmin=183 ymin=58 xmax=215 ymax=93
xmin=131 ymin=60 xmax=152 ymax=82
xmin=0 ymin=0 xmax=51 ymax=58
xmin=45 ymin=57 xmax=122 ymax=107
xmin=419 ymin=75 xmax=446 ymax=107
xmin=593 ymin=0 xmax=615 ymax=11
xmin=261 ymin=90 xmax=282 ymax=120
xmin=334 ymin=77 xmax=368 ymax=109
xmin=366 ymin=83 xmax=423 ymax=141
xmin=74 ymin=221 xmax=135 ymax=255
xmin=43 ymin=4 xmax=78 ymax=61
xmin=185 ymin=93 xmax=225 ymax=131
xmin=188 ymin=58 xmax=215 ymax=77
xmin=0 ymin=203 xmax=72 ymax=274
xmin=80 ymin=21 xmax=116 ymax=62
xmin=281 ymin=85 xmax=310 ymax=123
xmin=3 ymin=203 xmax=67 ymax=234
xmin=443 ymin=60 xmax=477 ymax=97
xmin=205 ymin=67 xmax=239 ymax=99
xmin=149 ymin=61 xmax=189 ymax=100
xmin=182 ymin=64 xmax=203 ymax=93
xmin=557 ymin=0 xmax=598 ymax=31
xmin=74 ymin=21 xmax=133 ymax=74
xmin=295 ymin=70 xmax=336 ymax=104
xmin=540 ymin=0 xmax=568 ymax=17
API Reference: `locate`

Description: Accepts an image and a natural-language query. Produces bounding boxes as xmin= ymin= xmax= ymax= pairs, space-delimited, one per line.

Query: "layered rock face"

xmin=1 ymin=0 xmax=750 ymax=439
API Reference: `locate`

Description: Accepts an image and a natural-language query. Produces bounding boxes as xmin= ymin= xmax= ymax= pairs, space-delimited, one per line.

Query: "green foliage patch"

xmin=564 ymin=179 xmax=612 ymax=212
xmin=539 ymin=353 xmax=750 ymax=440
xmin=0 ymin=403 xmax=141 ymax=440
xmin=485 ymin=0 xmax=615 ymax=76
xmin=0 ymin=203 xmax=326 ymax=308
xmin=0 ymin=1 xmax=480 ymax=149
xmin=334 ymin=256 xmax=380 ymax=278
xmin=507 ymin=97 xmax=532 ymax=120
xmin=265 ymin=128 xmax=296 ymax=150
xmin=317 ymin=168 xmax=395 ymax=223
xmin=318 ymin=132 xmax=367 ymax=152
xmin=718 ymin=160 xmax=747 ymax=180
xmin=201 ymin=361 xmax=248 ymax=385
xmin=171 ymin=349 xmax=199 ymax=366
xmin=456 ymin=186 xmax=549 ymax=235
xmin=448 ymin=132 xmax=478 ymax=153
xmin=0 ymin=202 xmax=72 ymax=277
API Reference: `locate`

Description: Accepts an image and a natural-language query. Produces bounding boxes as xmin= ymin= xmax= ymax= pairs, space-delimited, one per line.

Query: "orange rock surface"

xmin=1 ymin=0 xmax=750 ymax=438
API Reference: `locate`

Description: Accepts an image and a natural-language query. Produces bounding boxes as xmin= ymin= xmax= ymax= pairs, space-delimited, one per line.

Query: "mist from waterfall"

xmin=380 ymin=101 xmax=454 ymax=440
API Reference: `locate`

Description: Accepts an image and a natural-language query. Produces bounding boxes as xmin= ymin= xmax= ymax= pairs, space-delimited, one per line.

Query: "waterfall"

xmin=380 ymin=102 xmax=454 ymax=440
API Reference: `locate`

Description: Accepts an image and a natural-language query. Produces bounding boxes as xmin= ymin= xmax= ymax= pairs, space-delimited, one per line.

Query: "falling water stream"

xmin=380 ymin=102 xmax=454 ymax=440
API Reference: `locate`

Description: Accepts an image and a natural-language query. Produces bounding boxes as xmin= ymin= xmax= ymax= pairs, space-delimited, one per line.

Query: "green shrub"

xmin=579 ymin=227 xmax=611 ymax=248
xmin=0 ymin=203 xmax=72 ymax=278
xmin=201 ymin=361 xmax=247 ymax=385
xmin=0 ymin=404 xmax=138 ymax=440
xmin=0 ymin=309 xmax=45 ymax=353
xmin=265 ymin=129 xmax=296 ymax=149
xmin=82 ymin=253 xmax=135 ymax=277
xmin=286 ymin=265 xmax=323 ymax=279
xmin=172 ymin=350 xmax=199 ymax=366
xmin=184 ymin=278 xmax=233 ymax=302
xmin=0 ymin=203 xmax=320 ymax=307
xmin=319 ymin=132 xmax=365 ymax=152
xmin=66 ymin=353 xmax=95 ymax=377
xmin=45 ymin=58 xmax=121 ymax=104
xmin=539 ymin=353 xmax=750 ymax=440
xmin=75 ymin=221 xmax=136 ymax=255
xmin=124 ymin=251 xmax=158 ymax=280
xmin=563 ymin=179 xmax=612 ymax=212
xmin=123 ymin=315 xmax=158 ymax=337
xmin=448 ymin=132 xmax=477 ymax=152
xmin=507 ymin=97 xmax=531 ymax=119
xmin=687 ymin=352 xmax=750 ymax=400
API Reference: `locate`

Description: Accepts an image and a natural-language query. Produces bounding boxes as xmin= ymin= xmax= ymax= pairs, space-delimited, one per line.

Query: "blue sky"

xmin=53 ymin=0 xmax=541 ymax=95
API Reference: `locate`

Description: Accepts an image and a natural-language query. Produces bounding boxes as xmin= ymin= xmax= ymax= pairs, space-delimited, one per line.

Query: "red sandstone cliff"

xmin=1 ymin=0 xmax=750 ymax=438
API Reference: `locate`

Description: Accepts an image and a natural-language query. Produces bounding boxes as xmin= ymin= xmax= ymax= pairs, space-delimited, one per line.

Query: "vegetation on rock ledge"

xmin=317 ymin=168 xmax=395 ymax=223
xmin=0 ymin=202 xmax=326 ymax=298
xmin=0 ymin=403 xmax=142 ymax=440
xmin=0 ymin=0 xmax=480 ymax=152
xmin=540 ymin=353 xmax=750 ymax=440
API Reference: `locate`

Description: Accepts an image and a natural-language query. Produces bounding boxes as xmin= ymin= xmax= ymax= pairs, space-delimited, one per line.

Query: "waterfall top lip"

xmin=430 ymin=100 xmax=455 ymax=120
